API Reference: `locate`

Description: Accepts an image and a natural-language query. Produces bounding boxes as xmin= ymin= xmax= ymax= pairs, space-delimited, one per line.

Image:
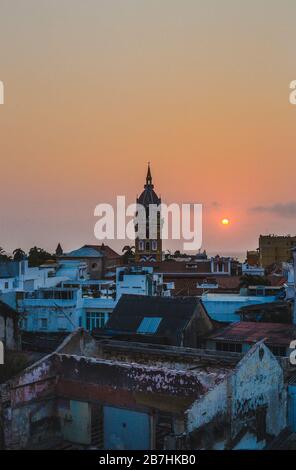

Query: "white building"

xmin=19 ymin=265 xmax=172 ymax=334
xmin=242 ymin=263 xmax=265 ymax=277
xmin=116 ymin=265 xmax=172 ymax=300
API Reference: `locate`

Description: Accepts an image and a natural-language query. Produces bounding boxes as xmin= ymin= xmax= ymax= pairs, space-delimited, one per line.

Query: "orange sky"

xmin=0 ymin=0 xmax=296 ymax=256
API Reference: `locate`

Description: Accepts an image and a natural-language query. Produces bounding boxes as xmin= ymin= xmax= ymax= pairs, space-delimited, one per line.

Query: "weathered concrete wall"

xmin=186 ymin=380 xmax=227 ymax=434
xmin=3 ymin=355 xmax=58 ymax=448
xmin=230 ymin=342 xmax=286 ymax=438
xmin=54 ymin=353 xmax=209 ymax=400
xmin=185 ymin=342 xmax=286 ymax=448
xmin=4 ymin=399 xmax=60 ymax=449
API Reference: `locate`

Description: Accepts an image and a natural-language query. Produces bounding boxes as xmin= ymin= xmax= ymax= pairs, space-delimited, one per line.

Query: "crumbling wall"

xmin=186 ymin=380 xmax=227 ymax=435
xmin=185 ymin=342 xmax=287 ymax=449
xmin=230 ymin=342 xmax=286 ymax=439
xmin=54 ymin=353 xmax=218 ymax=400
xmin=2 ymin=355 xmax=60 ymax=449
xmin=5 ymin=399 xmax=60 ymax=449
xmin=57 ymin=328 xmax=97 ymax=357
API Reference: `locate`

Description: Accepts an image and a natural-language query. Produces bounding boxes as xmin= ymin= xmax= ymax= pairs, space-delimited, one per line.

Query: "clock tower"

xmin=135 ymin=164 xmax=162 ymax=262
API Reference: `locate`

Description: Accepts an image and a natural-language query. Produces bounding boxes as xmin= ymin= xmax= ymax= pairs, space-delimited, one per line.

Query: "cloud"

xmin=251 ymin=201 xmax=296 ymax=217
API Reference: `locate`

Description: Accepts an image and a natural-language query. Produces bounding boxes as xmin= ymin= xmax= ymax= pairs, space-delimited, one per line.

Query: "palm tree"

xmin=0 ymin=247 xmax=10 ymax=261
xmin=122 ymin=245 xmax=135 ymax=263
xmin=13 ymin=248 xmax=26 ymax=261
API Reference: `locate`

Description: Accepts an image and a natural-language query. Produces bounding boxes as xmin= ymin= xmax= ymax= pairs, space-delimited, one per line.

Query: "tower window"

xmin=146 ymin=241 xmax=150 ymax=251
xmin=139 ymin=241 xmax=144 ymax=251
xmin=152 ymin=240 xmax=157 ymax=251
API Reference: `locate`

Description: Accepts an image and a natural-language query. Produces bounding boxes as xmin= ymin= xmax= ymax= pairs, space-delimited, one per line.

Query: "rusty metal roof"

xmin=207 ymin=321 xmax=296 ymax=346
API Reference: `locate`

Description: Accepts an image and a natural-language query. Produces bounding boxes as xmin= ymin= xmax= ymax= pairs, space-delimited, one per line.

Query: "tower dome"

xmin=137 ymin=163 xmax=161 ymax=206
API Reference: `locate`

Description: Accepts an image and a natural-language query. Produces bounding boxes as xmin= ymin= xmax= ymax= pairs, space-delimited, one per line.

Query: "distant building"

xmin=201 ymin=291 xmax=279 ymax=323
xmin=242 ymin=263 xmax=265 ymax=277
xmin=0 ymin=259 xmax=64 ymax=297
xmin=19 ymin=284 xmax=117 ymax=334
xmin=135 ymin=164 xmax=162 ymax=263
xmin=237 ymin=300 xmax=291 ymax=324
xmin=246 ymin=250 xmax=260 ymax=266
xmin=259 ymin=235 xmax=296 ymax=268
xmin=19 ymin=266 xmax=172 ymax=335
xmin=116 ymin=265 xmax=172 ymax=299
xmin=59 ymin=244 xmax=121 ymax=279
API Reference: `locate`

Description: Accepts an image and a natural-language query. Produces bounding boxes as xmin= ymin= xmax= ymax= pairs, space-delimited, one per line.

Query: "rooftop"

xmin=63 ymin=247 xmax=103 ymax=258
xmin=207 ymin=321 xmax=296 ymax=346
xmin=104 ymin=294 xmax=199 ymax=338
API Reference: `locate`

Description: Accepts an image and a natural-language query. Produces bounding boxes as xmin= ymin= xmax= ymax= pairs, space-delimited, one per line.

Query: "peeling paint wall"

xmin=230 ymin=343 xmax=286 ymax=438
xmin=185 ymin=342 xmax=286 ymax=448
xmin=186 ymin=380 xmax=227 ymax=434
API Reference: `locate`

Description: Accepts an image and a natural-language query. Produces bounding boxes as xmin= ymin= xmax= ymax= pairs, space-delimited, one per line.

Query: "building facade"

xmin=259 ymin=235 xmax=296 ymax=268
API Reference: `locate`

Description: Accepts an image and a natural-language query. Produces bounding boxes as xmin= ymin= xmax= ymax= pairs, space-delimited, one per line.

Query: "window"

xmin=216 ymin=342 xmax=242 ymax=353
xmin=151 ymin=240 xmax=157 ymax=251
xmin=137 ymin=317 xmax=162 ymax=334
xmin=4 ymin=282 xmax=9 ymax=289
xmin=86 ymin=312 xmax=108 ymax=331
xmin=138 ymin=240 xmax=144 ymax=251
xmin=40 ymin=318 xmax=48 ymax=330
xmin=145 ymin=241 xmax=150 ymax=251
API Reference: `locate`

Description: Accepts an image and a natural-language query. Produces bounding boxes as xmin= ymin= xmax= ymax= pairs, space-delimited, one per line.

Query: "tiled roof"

xmin=83 ymin=244 xmax=120 ymax=259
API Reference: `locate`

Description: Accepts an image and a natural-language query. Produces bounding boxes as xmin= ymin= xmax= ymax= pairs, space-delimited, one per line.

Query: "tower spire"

xmin=146 ymin=161 xmax=153 ymax=187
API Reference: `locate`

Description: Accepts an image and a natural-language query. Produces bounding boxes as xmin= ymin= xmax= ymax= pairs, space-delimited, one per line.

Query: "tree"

xmin=0 ymin=247 xmax=10 ymax=262
xmin=122 ymin=245 xmax=135 ymax=264
xmin=13 ymin=248 xmax=26 ymax=261
xmin=28 ymin=246 xmax=55 ymax=267
xmin=239 ymin=274 xmax=271 ymax=288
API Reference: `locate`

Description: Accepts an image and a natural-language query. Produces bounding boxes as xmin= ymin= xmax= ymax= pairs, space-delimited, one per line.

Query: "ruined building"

xmin=0 ymin=329 xmax=286 ymax=450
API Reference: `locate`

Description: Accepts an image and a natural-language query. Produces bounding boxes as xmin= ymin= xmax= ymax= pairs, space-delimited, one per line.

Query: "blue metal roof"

xmin=66 ymin=247 xmax=103 ymax=258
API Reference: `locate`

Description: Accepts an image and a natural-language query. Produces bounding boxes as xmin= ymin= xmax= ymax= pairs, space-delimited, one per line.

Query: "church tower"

xmin=135 ymin=164 xmax=162 ymax=262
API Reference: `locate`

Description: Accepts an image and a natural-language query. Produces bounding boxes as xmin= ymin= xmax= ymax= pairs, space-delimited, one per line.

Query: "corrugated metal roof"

xmin=207 ymin=321 xmax=296 ymax=346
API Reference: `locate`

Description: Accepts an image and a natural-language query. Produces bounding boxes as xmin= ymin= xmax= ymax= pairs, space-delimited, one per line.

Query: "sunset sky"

xmin=0 ymin=0 xmax=296 ymax=256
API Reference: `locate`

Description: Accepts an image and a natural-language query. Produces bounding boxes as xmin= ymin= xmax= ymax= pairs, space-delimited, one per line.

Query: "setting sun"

xmin=221 ymin=218 xmax=230 ymax=226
